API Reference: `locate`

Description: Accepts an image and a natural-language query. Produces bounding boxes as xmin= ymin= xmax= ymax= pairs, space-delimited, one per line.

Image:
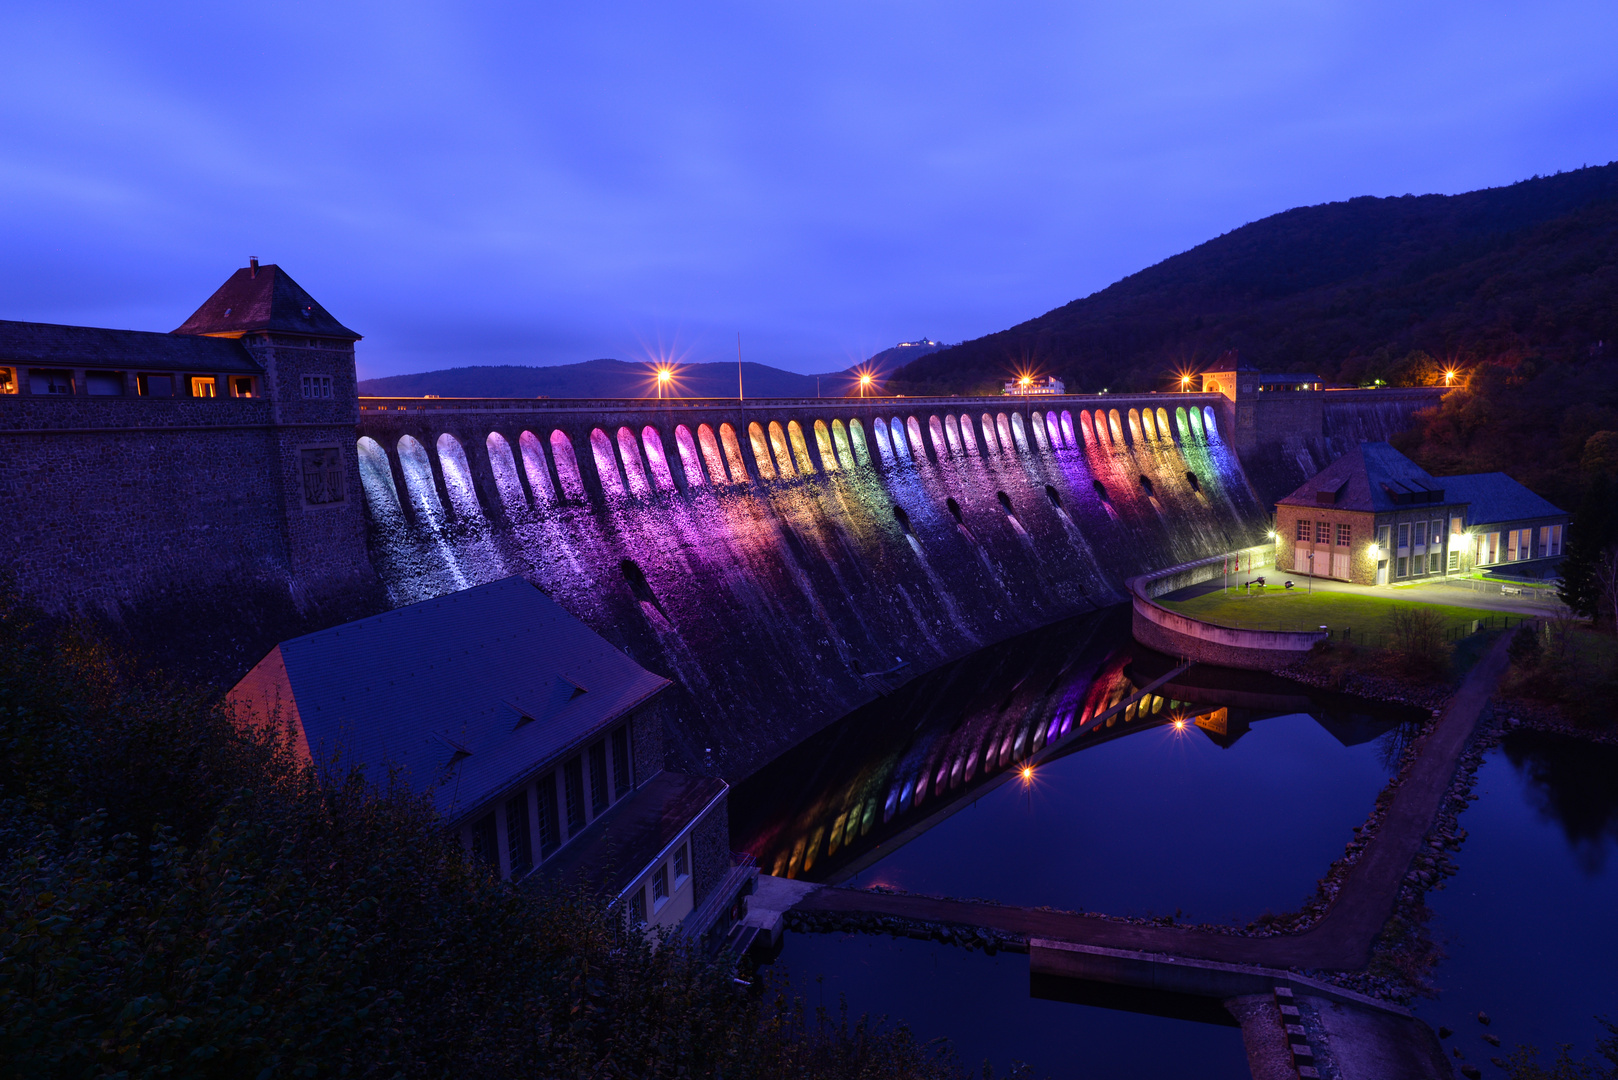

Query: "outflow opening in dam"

xmin=353 ymin=395 xmax=1267 ymax=779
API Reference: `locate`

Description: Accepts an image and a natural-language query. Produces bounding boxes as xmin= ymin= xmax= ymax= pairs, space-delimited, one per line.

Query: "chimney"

xmin=249 ymin=256 xmax=259 ymax=277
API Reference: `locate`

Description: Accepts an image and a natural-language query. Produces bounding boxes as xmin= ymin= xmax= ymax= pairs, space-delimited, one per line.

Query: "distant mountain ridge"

xmin=358 ymin=358 xmax=858 ymax=399
xmin=890 ymin=162 xmax=1618 ymax=394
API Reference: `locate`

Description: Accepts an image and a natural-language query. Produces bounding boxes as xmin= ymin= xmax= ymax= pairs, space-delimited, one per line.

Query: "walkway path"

xmin=795 ymin=629 xmax=1515 ymax=973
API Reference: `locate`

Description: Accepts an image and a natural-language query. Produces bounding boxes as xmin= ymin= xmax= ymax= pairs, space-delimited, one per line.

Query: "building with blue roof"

xmin=228 ymin=576 xmax=754 ymax=941
xmin=1274 ymin=443 xmax=1567 ymax=586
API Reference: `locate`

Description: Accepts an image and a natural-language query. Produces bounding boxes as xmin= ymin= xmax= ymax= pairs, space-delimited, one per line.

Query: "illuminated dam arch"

xmin=905 ymin=415 xmax=927 ymax=460
xmin=749 ymin=422 xmax=777 ymax=479
xmin=787 ymin=420 xmax=815 ymax=474
xmin=848 ymin=418 xmax=870 ymax=465
xmin=518 ymin=430 xmax=555 ymax=503
xmin=830 ymin=419 xmax=854 ymax=469
xmin=1045 ymin=410 xmax=1064 ymax=449
xmin=394 ymin=435 xmax=443 ymax=519
xmin=719 ymin=423 xmax=750 ymax=481
xmin=1173 ymin=406 xmax=1191 ymax=443
xmin=1127 ymin=409 xmax=1144 ymax=444
xmin=695 ymin=424 xmax=727 ymax=483
xmin=588 ymin=429 xmax=627 ymax=498
xmin=1060 ymin=410 xmax=1076 ymax=446
xmin=1187 ymin=406 xmax=1206 ymax=442
xmin=765 ymin=421 xmax=793 ymax=478
xmin=1107 ymin=409 xmax=1126 ymax=445
xmin=673 ymin=425 xmax=706 ymax=486
xmin=929 ymin=415 xmax=948 ymax=458
xmin=979 ymin=414 xmax=999 ymax=453
xmin=615 ymin=426 xmax=651 ymax=496
xmin=957 ymin=414 xmax=978 ymax=454
xmin=1156 ymin=408 xmax=1172 ymax=442
xmin=871 ymin=416 xmax=894 ymax=461
xmin=1029 ymin=411 xmax=1049 ymax=452
xmin=995 ymin=413 xmax=1014 ymax=451
xmin=1010 ymin=413 xmax=1030 ymax=453
xmin=485 ymin=432 xmax=528 ymax=512
xmin=641 ymin=426 xmax=676 ymax=491
xmin=943 ymin=414 xmax=961 ymax=454
xmin=355 ymin=435 xmax=402 ymax=516
xmin=1203 ymin=405 xmax=1220 ymax=441
xmin=813 ymin=420 xmax=839 ymax=471
xmin=890 ymin=417 xmax=911 ymax=460
xmin=549 ymin=429 xmax=587 ymax=501
xmin=1139 ymin=408 xmax=1158 ymax=442
xmin=436 ymin=433 xmax=483 ymax=518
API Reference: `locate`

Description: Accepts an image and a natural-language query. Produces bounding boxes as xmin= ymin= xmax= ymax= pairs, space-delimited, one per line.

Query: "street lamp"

xmin=1443 ymin=369 xmax=1458 ymax=386
xmin=654 ymin=364 xmax=674 ymax=399
xmin=859 ymin=372 xmax=873 ymax=398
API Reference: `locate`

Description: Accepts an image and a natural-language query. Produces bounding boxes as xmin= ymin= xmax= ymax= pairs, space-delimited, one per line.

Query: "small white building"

xmin=1002 ymin=375 xmax=1066 ymax=396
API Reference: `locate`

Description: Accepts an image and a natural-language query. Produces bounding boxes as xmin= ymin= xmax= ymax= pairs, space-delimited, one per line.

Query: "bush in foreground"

xmin=0 ymin=601 xmax=960 ymax=1079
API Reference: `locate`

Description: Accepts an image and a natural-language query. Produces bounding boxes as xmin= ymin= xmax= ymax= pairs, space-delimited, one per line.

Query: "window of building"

xmin=301 ymin=374 xmax=333 ymax=399
xmin=0 ymin=367 xmax=15 ymax=394
xmin=31 ymin=369 xmax=74 ymax=395
xmin=1315 ymin=521 xmax=1331 ymax=544
xmin=1295 ymin=519 xmax=1310 ymax=542
xmin=1451 ymin=516 xmax=1465 ymax=536
xmin=563 ymin=756 xmax=585 ymax=833
xmin=471 ymin=813 xmax=499 ymax=869
xmin=674 ymin=842 xmax=689 ymax=884
xmin=1396 ymin=556 xmax=1408 ymax=578
xmin=628 ymin=886 xmax=647 ymax=926
xmin=1449 ymin=550 xmax=1460 ymax=571
xmin=191 ymin=376 xmax=217 ymax=398
xmin=1377 ymin=525 xmax=1391 ymax=553
xmin=1397 ymin=523 xmax=1410 ymax=550
xmin=1429 ymin=552 xmax=1441 ymax=574
xmin=1431 ymin=520 xmax=1443 ymax=549
xmin=1550 ymin=524 xmax=1563 ymax=556
xmin=1520 ymin=531 xmax=1533 ymax=560
xmin=137 ymin=373 xmax=172 ymax=397
xmin=85 ymin=371 xmax=124 ymax=396
xmin=231 ymin=376 xmax=255 ymax=398
xmin=612 ymin=726 xmax=631 ymax=798
xmin=299 ymin=447 xmax=345 ymax=505
xmin=652 ymin=864 xmax=669 ymax=908
xmin=1505 ymin=529 xmax=1520 ymax=562
xmin=589 ymin=741 xmax=609 ymax=815
xmin=505 ymin=791 xmax=532 ymax=877
xmin=536 ymin=772 xmax=561 ymax=856
xmin=1335 ymin=523 xmax=1350 ymax=546
xmin=1412 ymin=520 xmax=1426 ymax=548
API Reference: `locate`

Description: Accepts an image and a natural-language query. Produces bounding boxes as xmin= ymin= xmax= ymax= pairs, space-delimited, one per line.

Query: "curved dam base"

xmin=1129 ymin=547 xmax=1327 ymax=671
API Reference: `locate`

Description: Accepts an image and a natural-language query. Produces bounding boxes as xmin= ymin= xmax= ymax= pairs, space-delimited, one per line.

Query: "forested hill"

xmin=889 ymin=162 xmax=1618 ymax=395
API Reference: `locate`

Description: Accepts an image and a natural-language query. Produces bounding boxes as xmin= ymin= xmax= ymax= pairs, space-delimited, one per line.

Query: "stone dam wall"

xmin=0 ymin=384 xmax=1436 ymax=779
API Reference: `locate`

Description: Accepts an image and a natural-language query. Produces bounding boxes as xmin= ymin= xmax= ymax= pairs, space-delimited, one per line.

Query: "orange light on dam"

xmin=1020 ymin=765 xmax=1034 ymax=781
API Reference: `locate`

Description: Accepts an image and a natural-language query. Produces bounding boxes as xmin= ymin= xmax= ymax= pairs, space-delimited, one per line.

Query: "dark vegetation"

xmin=887 ymin=162 xmax=1618 ymax=399
xmin=0 ymin=601 xmax=961 ymax=1079
xmin=1502 ymin=1019 xmax=1618 ymax=1080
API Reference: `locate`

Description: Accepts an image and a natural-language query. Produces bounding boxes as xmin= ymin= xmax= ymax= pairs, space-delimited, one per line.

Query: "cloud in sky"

xmin=1 ymin=1 xmax=1614 ymax=378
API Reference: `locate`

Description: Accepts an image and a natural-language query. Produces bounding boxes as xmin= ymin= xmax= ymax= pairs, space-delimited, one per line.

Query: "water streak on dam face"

xmin=355 ymin=397 xmax=1268 ymax=778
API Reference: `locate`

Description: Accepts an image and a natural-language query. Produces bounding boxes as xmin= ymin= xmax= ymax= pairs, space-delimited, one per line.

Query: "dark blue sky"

xmin=2 ymin=2 xmax=1614 ymax=379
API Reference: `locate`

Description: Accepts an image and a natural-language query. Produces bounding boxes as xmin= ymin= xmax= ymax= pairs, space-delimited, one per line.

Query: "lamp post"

xmin=859 ymin=373 xmax=872 ymax=398
xmin=655 ymin=366 xmax=672 ymax=400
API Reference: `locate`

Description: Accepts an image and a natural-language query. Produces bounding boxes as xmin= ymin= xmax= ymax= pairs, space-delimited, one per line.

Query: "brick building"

xmin=227 ymin=576 xmax=754 ymax=940
xmin=1274 ymin=443 xmax=1567 ymax=586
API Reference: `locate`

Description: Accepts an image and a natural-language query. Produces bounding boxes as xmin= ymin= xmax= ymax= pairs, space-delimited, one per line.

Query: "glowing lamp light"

xmin=1173 ymin=718 xmax=1187 ymax=730
xmin=1019 ymin=375 xmax=1033 ymax=387
xmin=1020 ymin=765 xmax=1034 ymax=781
xmin=1443 ymin=369 xmax=1458 ymax=385
xmin=1267 ymin=530 xmax=1278 ymax=540
xmin=656 ymin=367 xmax=672 ymax=384
xmin=860 ymin=373 xmax=873 ymax=385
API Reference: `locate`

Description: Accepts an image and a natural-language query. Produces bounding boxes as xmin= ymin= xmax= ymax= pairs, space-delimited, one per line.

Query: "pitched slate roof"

xmin=1439 ymin=473 xmax=1565 ymax=525
xmin=174 ymin=263 xmax=361 ymax=340
xmin=0 ymin=319 xmax=261 ymax=373
xmin=1277 ymin=442 xmax=1453 ymax=513
xmin=228 ymin=577 xmax=670 ymax=822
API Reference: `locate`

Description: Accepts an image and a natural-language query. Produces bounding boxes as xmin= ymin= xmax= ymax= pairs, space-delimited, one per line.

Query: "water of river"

xmin=733 ymin=613 xmax=1427 ymax=1077
xmin=1414 ymin=728 xmax=1618 ymax=1069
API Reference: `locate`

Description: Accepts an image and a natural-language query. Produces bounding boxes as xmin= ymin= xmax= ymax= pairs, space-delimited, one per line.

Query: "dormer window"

xmin=191 ymin=376 xmax=217 ymax=398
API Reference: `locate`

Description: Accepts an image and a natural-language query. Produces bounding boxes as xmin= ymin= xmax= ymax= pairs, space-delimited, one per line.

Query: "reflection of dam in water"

xmin=731 ymin=609 xmax=1423 ymax=893
xmin=353 ymin=394 xmax=1267 ymax=777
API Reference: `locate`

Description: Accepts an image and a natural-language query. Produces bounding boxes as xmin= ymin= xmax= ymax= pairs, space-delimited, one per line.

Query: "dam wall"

xmin=1236 ymin=388 xmax=1444 ymax=508
xmin=353 ymin=393 xmax=1268 ymax=779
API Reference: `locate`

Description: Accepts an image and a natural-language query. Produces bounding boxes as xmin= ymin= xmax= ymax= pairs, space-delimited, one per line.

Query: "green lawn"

xmin=1160 ymin=589 xmax=1512 ymax=644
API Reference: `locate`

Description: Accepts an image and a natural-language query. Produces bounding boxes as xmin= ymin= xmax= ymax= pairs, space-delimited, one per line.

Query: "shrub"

xmin=1387 ymin=607 xmax=1450 ymax=677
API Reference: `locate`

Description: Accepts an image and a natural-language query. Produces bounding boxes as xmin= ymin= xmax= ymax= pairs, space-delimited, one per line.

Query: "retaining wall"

xmin=1128 ymin=546 xmax=1328 ymax=670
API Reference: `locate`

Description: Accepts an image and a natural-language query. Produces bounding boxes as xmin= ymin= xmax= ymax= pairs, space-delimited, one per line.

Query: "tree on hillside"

xmin=1559 ymin=472 xmax=1618 ymax=624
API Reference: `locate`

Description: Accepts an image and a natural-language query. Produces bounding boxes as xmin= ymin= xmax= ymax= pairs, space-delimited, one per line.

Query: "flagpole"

xmin=737 ymin=333 xmax=744 ymax=402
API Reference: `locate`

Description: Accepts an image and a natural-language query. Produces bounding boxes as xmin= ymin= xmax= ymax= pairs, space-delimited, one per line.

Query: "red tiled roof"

xmin=174 ymin=263 xmax=360 ymax=340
